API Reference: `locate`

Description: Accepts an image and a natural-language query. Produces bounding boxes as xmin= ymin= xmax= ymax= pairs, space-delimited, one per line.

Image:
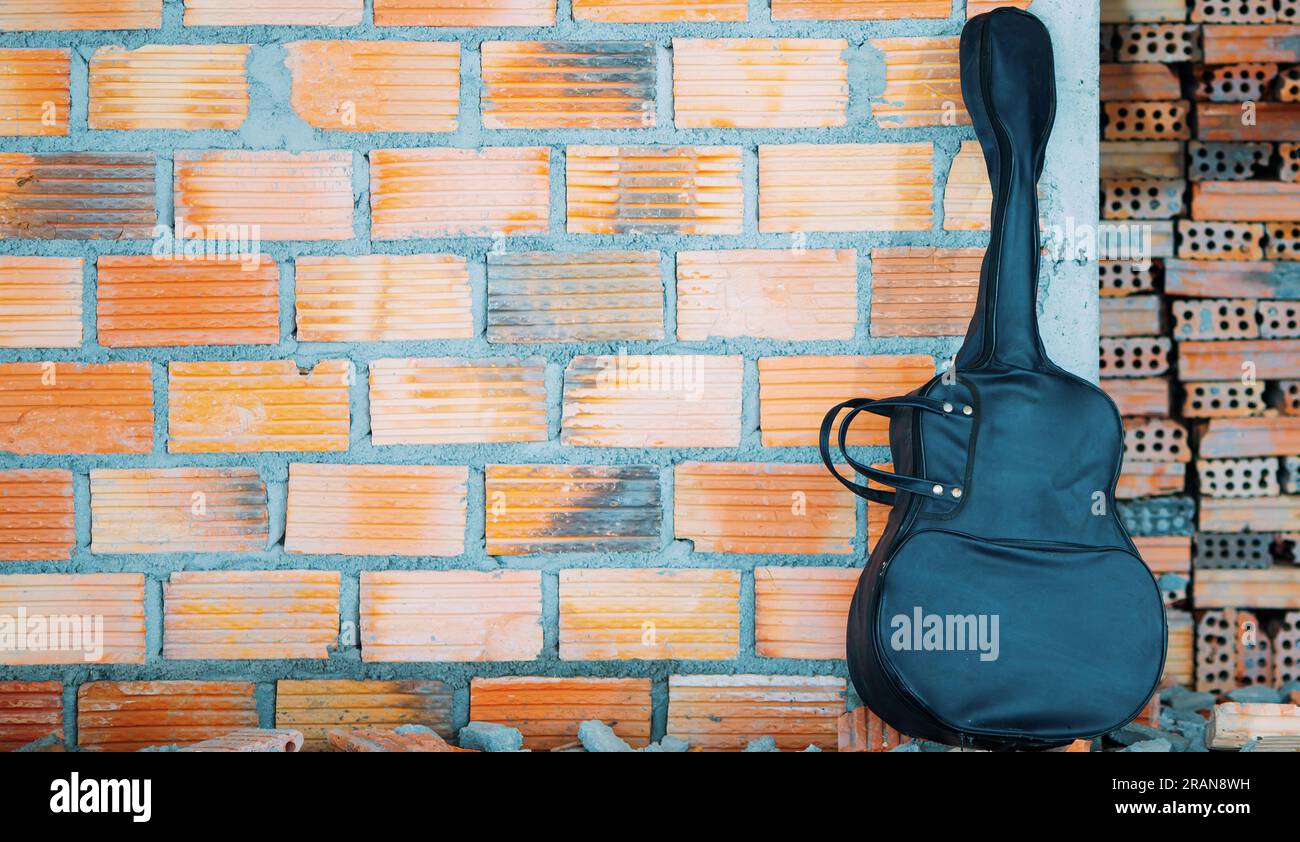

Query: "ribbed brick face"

xmin=89 ymin=45 xmax=250 ymax=131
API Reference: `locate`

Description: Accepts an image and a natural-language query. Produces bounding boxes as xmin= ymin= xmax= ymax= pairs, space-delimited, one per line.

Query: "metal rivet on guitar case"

xmin=952 ymin=488 xmax=963 ymax=498
xmin=963 ymin=405 xmax=973 ymax=415
xmin=943 ymin=402 xmax=954 ymax=413
xmin=932 ymin=484 xmax=944 ymax=495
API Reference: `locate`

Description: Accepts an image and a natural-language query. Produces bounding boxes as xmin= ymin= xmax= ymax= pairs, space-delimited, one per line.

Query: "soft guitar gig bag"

xmin=818 ymin=8 xmax=1166 ymax=750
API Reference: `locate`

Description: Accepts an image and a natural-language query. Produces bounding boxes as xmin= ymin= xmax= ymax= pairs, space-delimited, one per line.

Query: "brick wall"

xmin=0 ymin=0 xmax=1095 ymax=752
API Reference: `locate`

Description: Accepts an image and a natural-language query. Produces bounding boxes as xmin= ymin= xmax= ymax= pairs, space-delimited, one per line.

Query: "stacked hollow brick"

xmin=0 ymin=1 xmax=1049 ymax=753
xmin=1101 ymin=0 xmax=1300 ymax=699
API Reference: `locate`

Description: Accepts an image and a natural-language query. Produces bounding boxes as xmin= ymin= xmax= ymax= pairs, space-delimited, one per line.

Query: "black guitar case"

xmin=819 ymin=7 xmax=1166 ymax=751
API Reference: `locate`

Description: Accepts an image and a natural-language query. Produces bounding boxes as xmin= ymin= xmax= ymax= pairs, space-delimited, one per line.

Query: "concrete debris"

xmin=641 ymin=735 xmax=691 ymax=753
xmin=1164 ymin=686 xmax=1216 ymax=712
xmin=458 ymin=721 xmax=525 ymax=753
xmin=1227 ymin=685 xmax=1285 ymax=704
xmin=577 ymin=720 xmax=633 ymax=753
xmin=1121 ymin=738 xmax=1173 ymax=752
xmin=744 ymin=736 xmax=778 ymax=752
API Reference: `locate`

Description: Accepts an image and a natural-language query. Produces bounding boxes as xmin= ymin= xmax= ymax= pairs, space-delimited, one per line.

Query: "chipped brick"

xmin=561 ymin=354 xmax=742 ymax=448
xmin=754 ymin=567 xmax=857 ymax=659
xmin=371 ymin=147 xmax=549 ymax=239
xmin=559 ymin=568 xmax=740 ymax=660
xmin=487 ymin=251 xmax=663 ymax=343
xmin=179 ymin=728 xmax=303 ymax=752
xmin=667 ymin=674 xmax=844 ymax=751
xmin=0 ymin=0 xmax=161 ymax=30
xmin=1102 ymin=294 xmax=1165 ymax=337
xmin=361 ymin=570 xmax=542 ymax=662
xmin=470 ymin=676 xmax=652 ymax=750
xmin=758 ymin=355 xmax=934 ymax=447
xmin=0 ymin=574 xmax=144 ymax=665
xmin=368 ymin=357 xmax=547 ymax=445
xmin=0 ymin=257 xmax=82 ymax=348
xmin=327 ymin=726 xmax=465 ymax=752
xmin=0 ymin=469 xmax=74 ymax=562
xmin=285 ymin=41 xmax=459 ymax=133
xmin=0 ymin=362 xmax=152 ymax=455
xmin=837 ymin=706 xmax=909 ymax=752
xmin=0 ymin=152 xmax=155 ymax=240
xmin=674 ymin=461 xmax=855 ymax=555
xmin=174 ymin=150 xmax=353 ymax=241
xmin=90 ymin=468 xmax=268 ymax=555
xmin=276 ymin=679 xmax=453 ymax=751
xmin=0 ymin=49 xmax=69 ymax=137
xmin=168 ymin=360 xmax=351 ymax=453
xmin=183 ymin=0 xmax=362 ymax=26
xmin=286 ymin=463 xmax=467 ymax=557
xmin=295 ymin=254 xmax=472 ymax=343
xmin=376 ymin=0 xmax=556 ymax=26
xmin=761 ymin=142 xmax=932 ymax=233
xmin=573 ymin=0 xmax=743 ymax=22
xmin=77 ymin=681 xmax=256 ymax=751
xmin=870 ymin=36 xmax=965 ymax=129
xmin=483 ymin=41 xmax=655 ymax=130
xmin=89 ymin=45 xmax=249 ymax=131
xmin=97 ymin=255 xmax=278 ymax=347
xmin=485 ymin=464 xmax=660 ymax=555
xmin=1101 ymin=63 xmax=1182 ymax=101
xmin=0 ymin=682 xmax=62 ymax=751
xmin=677 ymin=248 xmax=856 ymax=341
xmin=773 ymin=0 xmax=946 ymax=18
xmin=1104 ymin=100 xmax=1191 ymax=140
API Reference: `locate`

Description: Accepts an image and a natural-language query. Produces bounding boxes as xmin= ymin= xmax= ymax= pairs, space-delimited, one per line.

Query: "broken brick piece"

xmin=484 ymin=41 xmax=656 ymax=129
xmin=469 ymin=676 xmax=652 ymax=750
xmin=327 ymin=727 xmax=467 ymax=752
xmin=1194 ymin=62 xmax=1278 ymax=101
xmin=168 ymin=360 xmax=351 ymax=453
xmin=573 ymin=0 xmax=744 ymax=22
xmin=944 ymin=141 xmax=992 ymax=229
xmin=376 ymin=0 xmax=556 ymax=26
xmin=0 ymin=153 xmax=156 ymax=240
xmin=762 ymin=142 xmax=933 ymax=233
xmin=869 ymin=247 xmax=982 ymax=337
xmin=369 ymin=357 xmax=547 ymax=445
xmin=870 ymin=36 xmax=966 ymax=129
xmin=276 ymin=680 xmax=454 ymax=750
xmin=178 ymin=728 xmax=303 ymax=752
xmin=0 ymin=362 xmax=152 ymax=455
xmin=837 ymin=706 xmax=910 ymax=752
xmin=485 ymin=464 xmax=661 ymax=555
xmin=667 ymin=674 xmax=845 ymax=751
xmin=674 ymin=39 xmax=846 ymax=129
xmin=285 ymin=41 xmax=459 ymax=133
xmin=754 ymin=567 xmax=858 ymax=659
xmin=1207 ymin=703 xmax=1300 ymax=750
xmin=286 ymin=463 xmax=467 ymax=557
xmin=296 ymin=254 xmax=472 ymax=342
xmin=0 ymin=681 xmax=63 ymax=751
xmin=360 ymin=570 xmax=542 ymax=662
xmin=759 ymin=355 xmax=935 ymax=446
xmin=77 ymin=681 xmax=256 ymax=751
xmin=559 ymin=568 xmax=740 ymax=660
xmin=89 ymin=45 xmax=249 ymax=131
xmin=0 ymin=0 xmax=161 ymax=30
xmin=0 ymin=469 xmax=74 ymax=562
xmin=678 ymin=249 xmax=857 ymax=341
xmin=163 ymin=571 xmax=340 ymax=660
xmin=674 ymin=462 xmax=856 ymax=555
xmin=0 ymin=49 xmax=69 ymax=136
xmin=97 ymin=255 xmax=278 ymax=347
xmin=182 ymin=0 xmax=362 ymax=25
xmin=90 ymin=468 xmax=268 ymax=555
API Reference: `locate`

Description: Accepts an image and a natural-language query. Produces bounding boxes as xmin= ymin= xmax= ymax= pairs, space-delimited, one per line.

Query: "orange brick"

xmin=376 ymin=0 xmax=556 ymax=26
xmin=168 ymin=360 xmax=351 ymax=453
xmin=1124 ymin=416 xmax=1190 ymax=462
xmin=77 ymin=681 xmax=256 ymax=751
xmin=1164 ymin=258 xmax=1300 ymax=298
xmin=295 ymin=254 xmax=472 ymax=343
xmin=370 ymin=147 xmax=549 ymax=239
xmin=284 ymin=41 xmax=458 ymax=133
xmin=470 ymin=676 xmax=651 ymax=750
xmin=667 ymin=674 xmax=844 ymax=751
xmin=174 ymin=150 xmax=353 ymax=241
xmin=0 ymin=0 xmax=161 ymax=30
xmin=183 ymin=0 xmax=362 ymax=26
xmin=0 ymin=681 xmax=62 ymax=751
xmin=180 ymin=728 xmax=303 ymax=752
xmin=1114 ymin=24 xmax=1202 ymax=63
xmin=758 ymin=354 xmax=934 ymax=447
xmin=89 ymin=45 xmax=249 ymax=131
xmin=1105 ymin=178 xmax=1186 ymax=220
xmin=673 ymin=38 xmax=847 ymax=129
xmin=561 ymin=354 xmax=743 ymax=447
xmin=676 ymin=249 xmax=857 ymax=341
xmin=969 ymin=0 xmax=1033 ymax=14
xmin=1197 ymin=102 xmax=1300 ymax=141
xmin=0 ymin=574 xmax=144 ymax=665
xmin=1196 ymin=567 xmax=1300 ymax=608
xmin=96 ymin=255 xmax=278 ymax=347
xmin=567 ymin=145 xmax=743 ymax=235
xmin=837 ymin=706 xmax=910 ymax=752
xmin=1133 ymin=535 xmax=1192 ymax=575
xmin=360 ymin=570 xmax=543 ymax=662
xmin=867 ymin=461 xmax=893 ymax=551
xmin=559 ymin=568 xmax=739 ymax=661
xmin=1117 ymin=460 xmax=1187 ymax=499
xmin=1193 ymin=0 xmax=1276 ymax=22
xmin=1203 ymin=23 xmax=1300 ymax=63
xmin=485 ymin=464 xmax=661 ymax=555
xmin=673 ymin=462 xmax=855 ymax=555
xmin=483 ymin=41 xmax=655 ymax=130
xmin=1178 ymin=339 xmax=1300 ymax=381
xmin=1104 ymin=100 xmax=1191 ymax=141
xmin=1182 ymin=381 xmax=1265 ymax=418
xmin=368 ymin=357 xmax=547 ymax=445
xmin=1102 ymin=0 xmax=1188 ymax=23
xmin=0 ymin=49 xmax=69 ymax=136
xmin=0 ymin=362 xmax=152 ymax=455
xmin=1164 ymin=610 xmax=1194 ymax=687
xmin=870 ymin=246 xmax=981 ymax=336
xmin=0 ymin=469 xmax=74 ymax=562
xmin=1101 ymin=63 xmax=1183 ymax=101
xmin=1200 ymin=417 xmax=1300 ymax=458
xmin=773 ymin=0 xmax=947 ymax=19
xmin=326 ymin=727 xmax=464 ymax=752
xmin=163 ymin=570 xmax=339 ymax=660
xmin=871 ymin=36 xmax=966 ymax=129
xmin=1100 ymin=336 xmax=1172 ymax=378
xmin=1102 ymin=294 xmax=1164 ymax=337
xmin=1193 ymin=182 xmax=1300 ymax=222
xmin=0 ymin=153 xmax=156 ymax=240
xmin=754 ymin=567 xmax=857 ymax=659
xmin=276 ymin=679 xmax=453 ymax=751
xmin=573 ymin=0 xmax=744 ymax=22
xmin=944 ymin=141 xmax=991 ymax=229
xmin=285 ymin=463 xmax=467 ymax=557
xmin=760 ymin=143 xmax=932 ymax=233
xmin=1177 ymin=221 xmax=1264 ymax=261
xmin=0 ymin=257 xmax=82 ymax=348
xmin=486 ymin=250 xmax=664 ymax=343
xmin=90 ymin=468 xmax=267 ymax=555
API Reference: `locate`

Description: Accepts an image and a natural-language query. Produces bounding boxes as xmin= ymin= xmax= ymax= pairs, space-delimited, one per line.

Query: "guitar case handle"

xmin=818 ymin=396 xmax=972 ymax=506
